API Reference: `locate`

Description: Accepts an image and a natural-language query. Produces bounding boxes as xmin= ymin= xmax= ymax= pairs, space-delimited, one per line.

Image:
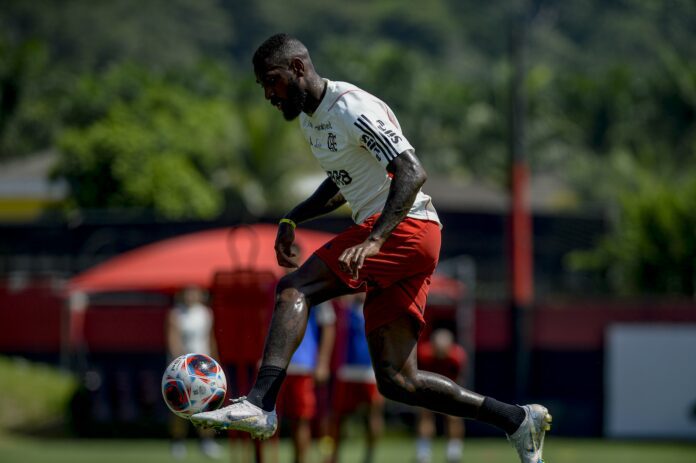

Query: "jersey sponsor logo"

xmin=327 ymin=132 xmax=338 ymax=152
xmin=354 ymin=114 xmax=400 ymax=162
xmin=315 ymin=121 xmax=333 ymax=131
xmin=308 ymin=135 xmax=322 ymax=148
xmin=359 ymin=134 xmax=384 ymax=161
xmin=326 ymin=169 xmax=352 ymax=186
xmin=375 ymin=119 xmax=403 ymax=144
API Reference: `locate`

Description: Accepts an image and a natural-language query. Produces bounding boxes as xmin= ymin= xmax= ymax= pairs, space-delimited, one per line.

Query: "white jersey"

xmin=170 ymin=303 xmax=213 ymax=357
xmin=299 ymin=79 xmax=440 ymax=225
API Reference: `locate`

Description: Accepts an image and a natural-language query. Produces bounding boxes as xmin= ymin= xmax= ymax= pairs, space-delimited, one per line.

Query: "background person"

xmin=165 ymin=285 xmax=221 ymax=460
xmin=415 ymin=329 xmax=468 ymax=463
xmin=324 ymin=293 xmax=384 ymax=463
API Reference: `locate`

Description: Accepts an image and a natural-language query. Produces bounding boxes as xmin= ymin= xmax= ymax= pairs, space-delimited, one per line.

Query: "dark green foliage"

xmin=0 ymin=0 xmax=695 ymax=291
xmin=569 ymin=178 xmax=696 ymax=296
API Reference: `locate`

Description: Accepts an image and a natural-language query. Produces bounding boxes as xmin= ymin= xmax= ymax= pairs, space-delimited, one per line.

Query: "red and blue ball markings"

xmin=205 ymin=388 xmax=226 ymax=410
xmin=186 ymin=354 xmax=219 ymax=382
xmin=162 ymin=353 xmax=227 ymax=417
xmin=163 ymin=378 xmax=190 ymax=411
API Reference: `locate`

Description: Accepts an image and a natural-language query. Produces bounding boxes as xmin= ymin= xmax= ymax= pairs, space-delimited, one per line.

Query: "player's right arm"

xmin=275 ymin=177 xmax=346 ymax=267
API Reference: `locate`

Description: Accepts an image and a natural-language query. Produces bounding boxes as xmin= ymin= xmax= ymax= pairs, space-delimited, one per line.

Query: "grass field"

xmin=1 ymin=433 xmax=695 ymax=463
xmin=1 ymin=357 xmax=695 ymax=462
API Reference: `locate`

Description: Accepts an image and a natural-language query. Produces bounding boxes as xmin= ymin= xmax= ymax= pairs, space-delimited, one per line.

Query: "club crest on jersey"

xmin=327 ymin=132 xmax=337 ymax=152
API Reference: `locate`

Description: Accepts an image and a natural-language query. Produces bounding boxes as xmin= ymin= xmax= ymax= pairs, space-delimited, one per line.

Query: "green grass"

xmin=0 ymin=357 xmax=693 ymax=462
xmin=0 ymin=434 xmax=694 ymax=463
xmin=0 ymin=356 xmax=77 ymax=432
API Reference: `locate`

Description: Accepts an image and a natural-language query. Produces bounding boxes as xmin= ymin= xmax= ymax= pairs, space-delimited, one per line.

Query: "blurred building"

xmin=0 ymin=150 xmax=67 ymax=222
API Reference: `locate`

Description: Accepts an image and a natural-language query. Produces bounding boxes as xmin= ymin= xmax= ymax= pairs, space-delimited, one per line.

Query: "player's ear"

xmin=289 ymin=57 xmax=305 ymax=77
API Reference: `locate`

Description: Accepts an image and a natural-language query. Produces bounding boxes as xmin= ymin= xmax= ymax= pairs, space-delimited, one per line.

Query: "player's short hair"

xmin=253 ymin=33 xmax=309 ymax=71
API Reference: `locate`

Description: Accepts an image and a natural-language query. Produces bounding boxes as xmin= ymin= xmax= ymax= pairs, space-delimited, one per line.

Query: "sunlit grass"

xmin=0 ymin=356 xmax=77 ymax=432
xmin=0 ymin=434 xmax=695 ymax=463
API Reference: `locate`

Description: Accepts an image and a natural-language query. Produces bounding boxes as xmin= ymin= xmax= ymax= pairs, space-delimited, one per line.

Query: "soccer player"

xmin=192 ymin=33 xmax=551 ymax=463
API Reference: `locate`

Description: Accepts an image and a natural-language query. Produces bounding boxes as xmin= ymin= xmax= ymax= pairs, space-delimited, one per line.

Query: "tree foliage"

xmin=54 ymin=68 xmax=234 ymax=218
xmin=569 ymin=175 xmax=696 ymax=296
xmin=51 ymin=64 xmax=315 ymax=218
xmin=1 ymin=0 xmax=696 ymax=292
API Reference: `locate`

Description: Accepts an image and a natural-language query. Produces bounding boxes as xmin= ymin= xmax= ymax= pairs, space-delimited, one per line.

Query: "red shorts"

xmin=332 ymin=380 xmax=383 ymax=415
xmin=277 ymin=374 xmax=316 ymax=419
xmin=314 ymin=215 xmax=441 ymax=334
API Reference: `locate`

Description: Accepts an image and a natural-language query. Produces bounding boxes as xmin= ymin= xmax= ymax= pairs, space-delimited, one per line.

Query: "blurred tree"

xmin=569 ymin=173 xmax=696 ymax=296
xmin=232 ymin=79 xmax=318 ymax=215
xmin=0 ymin=0 xmax=232 ymax=71
xmin=1 ymin=0 xmax=696 ymax=248
xmin=52 ymin=64 xmax=317 ymax=219
xmin=0 ymin=0 xmax=233 ymax=159
xmin=53 ymin=68 xmax=240 ymax=219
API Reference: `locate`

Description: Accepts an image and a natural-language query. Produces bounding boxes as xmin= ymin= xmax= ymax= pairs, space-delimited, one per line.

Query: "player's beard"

xmin=281 ymin=77 xmax=307 ymax=121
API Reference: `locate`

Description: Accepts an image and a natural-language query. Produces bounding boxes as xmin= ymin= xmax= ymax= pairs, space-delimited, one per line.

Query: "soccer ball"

xmin=162 ymin=353 xmax=227 ymax=419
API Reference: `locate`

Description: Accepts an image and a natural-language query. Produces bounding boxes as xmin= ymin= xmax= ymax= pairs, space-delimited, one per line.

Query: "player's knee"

xmin=374 ymin=368 xmax=418 ymax=404
xmin=276 ymin=272 xmax=300 ymax=293
xmin=275 ymin=275 xmax=306 ymax=305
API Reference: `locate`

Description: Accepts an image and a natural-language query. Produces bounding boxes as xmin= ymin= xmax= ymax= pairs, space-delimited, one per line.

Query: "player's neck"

xmin=303 ymin=75 xmax=327 ymax=115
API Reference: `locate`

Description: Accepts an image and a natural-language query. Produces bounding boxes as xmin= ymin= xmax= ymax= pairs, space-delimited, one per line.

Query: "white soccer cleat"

xmin=190 ymin=396 xmax=278 ymax=440
xmin=507 ymin=404 xmax=552 ymax=463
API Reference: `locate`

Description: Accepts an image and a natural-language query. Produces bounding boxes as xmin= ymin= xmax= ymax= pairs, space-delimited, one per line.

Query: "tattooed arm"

xmin=368 ymin=149 xmax=427 ymax=242
xmin=338 ymin=149 xmax=427 ymax=278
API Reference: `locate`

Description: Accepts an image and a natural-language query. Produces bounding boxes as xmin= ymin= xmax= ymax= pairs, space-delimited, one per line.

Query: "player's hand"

xmin=275 ymin=222 xmax=298 ymax=268
xmin=338 ymin=237 xmax=384 ymax=279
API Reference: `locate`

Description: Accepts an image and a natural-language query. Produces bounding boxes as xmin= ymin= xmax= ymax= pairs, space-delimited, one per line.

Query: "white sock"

xmin=416 ymin=437 xmax=432 ymax=461
xmin=446 ymin=438 xmax=463 ymax=461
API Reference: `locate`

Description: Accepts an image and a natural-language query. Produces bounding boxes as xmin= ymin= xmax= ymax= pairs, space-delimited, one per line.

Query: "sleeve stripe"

xmin=354 ymin=115 xmax=400 ymax=160
xmin=358 ymin=115 xmax=401 ymax=158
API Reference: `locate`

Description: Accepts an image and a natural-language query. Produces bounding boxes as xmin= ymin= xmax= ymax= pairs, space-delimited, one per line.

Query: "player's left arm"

xmin=338 ymin=149 xmax=426 ymax=278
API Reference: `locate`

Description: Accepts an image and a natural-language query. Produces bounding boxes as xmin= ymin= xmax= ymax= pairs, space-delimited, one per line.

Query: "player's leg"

xmin=366 ymin=315 xmax=551 ymax=463
xmin=191 ymin=255 xmax=351 ymax=436
xmin=444 ymin=415 xmax=464 ymax=463
xmin=366 ymin=313 xmax=486 ymax=417
xmin=325 ymin=413 xmax=344 ymax=463
xmin=364 ymin=396 xmax=383 ymax=463
xmin=325 ymin=379 xmax=349 ymax=463
xmin=169 ymin=415 xmax=188 ymax=459
xmin=197 ymin=427 xmax=221 ymax=459
xmin=415 ymin=409 xmax=435 ymax=463
xmin=291 ymin=417 xmax=311 ymax=463
xmin=246 ymin=254 xmax=350 ymax=412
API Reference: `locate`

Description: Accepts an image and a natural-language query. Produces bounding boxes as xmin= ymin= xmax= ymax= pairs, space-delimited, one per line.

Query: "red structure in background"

xmin=0 ymin=276 xmax=63 ymax=356
xmin=69 ymin=224 xmax=334 ymax=294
